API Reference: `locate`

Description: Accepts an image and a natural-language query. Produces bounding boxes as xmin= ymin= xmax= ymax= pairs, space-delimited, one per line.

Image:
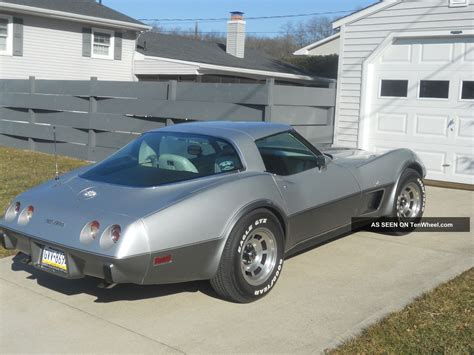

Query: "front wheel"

xmin=210 ymin=209 xmax=285 ymax=303
xmin=390 ymin=168 xmax=426 ymax=235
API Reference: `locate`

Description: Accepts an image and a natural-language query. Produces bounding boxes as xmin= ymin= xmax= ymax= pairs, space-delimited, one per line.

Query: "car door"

xmin=256 ymin=131 xmax=361 ymax=248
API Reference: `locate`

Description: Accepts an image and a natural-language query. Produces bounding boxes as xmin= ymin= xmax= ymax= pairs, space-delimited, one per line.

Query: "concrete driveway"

xmin=0 ymin=186 xmax=472 ymax=354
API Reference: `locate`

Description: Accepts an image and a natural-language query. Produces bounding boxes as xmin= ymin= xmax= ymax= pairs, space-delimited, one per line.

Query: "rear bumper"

xmin=1 ymin=227 xmax=150 ymax=284
xmin=0 ymin=227 xmax=224 ymax=285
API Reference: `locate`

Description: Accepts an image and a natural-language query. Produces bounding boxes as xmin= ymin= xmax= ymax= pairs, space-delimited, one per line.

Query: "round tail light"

xmin=100 ymin=224 xmax=122 ymax=250
xmin=111 ymin=225 xmax=121 ymax=243
xmin=80 ymin=220 xmax=100 ymax=245
xmin=17 ymin=205 xmax=35 ymax=225
xmin=26 ymin=206 xmax=34 ymax=219
xmin=4 ymin=202 xmax=21 ymax=222
xmin=90 ymin=220 xmax=100 ymax=239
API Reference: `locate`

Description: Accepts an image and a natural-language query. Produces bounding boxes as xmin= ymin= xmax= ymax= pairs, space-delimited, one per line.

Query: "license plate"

xmin=41 ymin=247 xmax=68 ymax=273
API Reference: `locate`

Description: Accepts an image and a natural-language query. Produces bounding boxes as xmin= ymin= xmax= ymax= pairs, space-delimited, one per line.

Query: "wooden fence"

xmin=0 ymin=77 xmax=336 ymax=161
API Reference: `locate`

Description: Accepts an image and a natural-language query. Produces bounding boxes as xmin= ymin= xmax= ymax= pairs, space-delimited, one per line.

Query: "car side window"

xmin=256 ymin=132 xmax=321 ymax=176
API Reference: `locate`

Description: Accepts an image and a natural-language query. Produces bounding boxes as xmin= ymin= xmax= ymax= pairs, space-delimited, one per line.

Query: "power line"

xmin=156 ymin=30 xmax=294 ymax=34
xmin=138 ymin=9 xmax=354 ymax=23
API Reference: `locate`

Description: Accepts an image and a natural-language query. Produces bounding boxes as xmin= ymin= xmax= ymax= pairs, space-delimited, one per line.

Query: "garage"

xmin=294 ymin=0 xmax=474 ymax=186
xmin=362 ymin=35 xmax=474 ymax=184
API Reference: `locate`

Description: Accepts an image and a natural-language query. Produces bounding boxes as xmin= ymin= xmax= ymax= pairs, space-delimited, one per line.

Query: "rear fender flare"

xmin=224 ymin=200 xmax=288 ymax=242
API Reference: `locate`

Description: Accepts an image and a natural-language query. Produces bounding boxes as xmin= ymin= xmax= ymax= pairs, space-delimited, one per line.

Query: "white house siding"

xmin=134 ymin=56 xmax=200 ymax=76
xmin=335 ymin=0 xmax=474 ymax=147
xmin=0 ymin=12 xmax=137 ymax=81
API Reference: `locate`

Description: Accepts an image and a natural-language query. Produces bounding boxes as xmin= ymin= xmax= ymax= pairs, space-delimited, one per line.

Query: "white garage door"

xmin=365 ymin=36 xmax=474 ymax=184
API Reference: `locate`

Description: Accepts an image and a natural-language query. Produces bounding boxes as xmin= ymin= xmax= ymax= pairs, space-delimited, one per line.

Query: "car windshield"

xmin=81 ymin=132 xmax=243 ymax=187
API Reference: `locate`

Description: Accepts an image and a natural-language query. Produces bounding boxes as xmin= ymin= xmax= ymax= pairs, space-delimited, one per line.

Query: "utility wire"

xmin=138 ymin=9 xmax=354 ymax=23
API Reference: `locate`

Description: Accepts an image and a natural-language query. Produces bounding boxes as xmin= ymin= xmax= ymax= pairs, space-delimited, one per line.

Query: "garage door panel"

xmin=376 ymin=112 xmax=408 ymax=134
xmin=416 ymin=150 xmax=447 ymax=174
xmin=414 ymin=114 xmax=448 ymax=137
xmin=380 ymin=43 xmax=412 ymax=63
xmin=454 ymin=153 xmax=474 ymax=179
xmin=457 ymin=116 xmax=474 ymax=140
xmin=420 ymin=42 xmax=454 ymax=63
xmin=464 ymin=41 xmax=474 ymax=62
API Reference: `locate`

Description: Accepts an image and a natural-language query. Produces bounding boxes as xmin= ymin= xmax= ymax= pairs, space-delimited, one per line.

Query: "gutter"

xmin=0 ymin=2 xmax=151 ymax=31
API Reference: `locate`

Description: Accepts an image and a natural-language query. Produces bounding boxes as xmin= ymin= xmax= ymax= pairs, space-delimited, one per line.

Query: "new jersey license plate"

xmin=41 ymin=247 xmax=68 ymax=273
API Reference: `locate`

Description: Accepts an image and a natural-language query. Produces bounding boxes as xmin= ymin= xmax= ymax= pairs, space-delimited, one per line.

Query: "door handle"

xmin=447 ymin=118 xmax=455 ymax=132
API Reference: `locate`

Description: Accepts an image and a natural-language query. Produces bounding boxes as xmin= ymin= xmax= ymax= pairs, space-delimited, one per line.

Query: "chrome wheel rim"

xmin=396 ymin=182 xmax=422 ymax=218
xmin=240 ymin=227 xmax=277 ymax=286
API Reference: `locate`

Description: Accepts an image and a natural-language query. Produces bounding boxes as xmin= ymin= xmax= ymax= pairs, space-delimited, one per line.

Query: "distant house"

xmin=135 ymin=12 xmax=328 ymax=86
xmin=294 ymin=0 xmax=474 ymax=185
xmin=0 ymin=2 xmax=326 ymax=86
xmin=0 ymin=0 xmax=150 ymax=80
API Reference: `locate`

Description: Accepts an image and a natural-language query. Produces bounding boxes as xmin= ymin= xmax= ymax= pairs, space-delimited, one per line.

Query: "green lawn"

xmin=329 ymin=268 xmax=473 ymax=354
xmin=0 ymin=146 xmax=88 ymax=257
xmin=0 ymin=146 xmax=472 ymax=353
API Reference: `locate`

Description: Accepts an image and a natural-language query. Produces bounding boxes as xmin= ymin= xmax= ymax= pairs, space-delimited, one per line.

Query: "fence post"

xmin=166 ymin=80 xmax=177 ymax=126
xmin=28 ymin=76 xmax=36 ymax=151
xmin=327 ymin=81 xmax=336 ymax=144
xmin=264 ymin=78 xmax=274 ymax=122
xmin=88 ymin=77 xmax=98 ymax=160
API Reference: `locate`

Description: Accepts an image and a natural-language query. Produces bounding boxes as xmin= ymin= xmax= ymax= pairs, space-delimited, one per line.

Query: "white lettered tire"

xmin=210 ymin=209 xmax=284 ymax=303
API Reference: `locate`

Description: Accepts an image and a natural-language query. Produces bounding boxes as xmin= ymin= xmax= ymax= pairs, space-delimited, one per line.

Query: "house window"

xmin=449 ymin=0 xmax=469 ymax=7
xmin=461 ymin=81 xmax=474 ymax=100
xmin=0 ymin=15 xmax=12 ymax=55
xmin=419 ymin=80 xmax=449 ymax=99
xmin=380 ymin=80 xmax=408 ymax=97
xmin=92 ymin=28 xmax=114 ymax=59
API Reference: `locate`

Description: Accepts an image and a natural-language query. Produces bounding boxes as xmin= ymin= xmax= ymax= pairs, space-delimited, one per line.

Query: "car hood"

xmin=322 ymin=147 xmax=383 ymax=168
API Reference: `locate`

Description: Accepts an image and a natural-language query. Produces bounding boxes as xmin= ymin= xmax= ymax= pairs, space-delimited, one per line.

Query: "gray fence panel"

xmin=0 ymin=120 xmax=88 ymax=144
xmin=0 ymin=107 xmax=29 ymax=122
xmin=271 ymin=106 xmax=330 ymax=125
xmin=35 ymin=141 xmax=89 ymax=160
xmin=176 ymin=82 xmax=268 ymax=104
xmin=35 ymin=111 xmax=91 ymax=129
xmin=0 ymin=80 xmax=30 ymax=94
xmin=293 ymin=125 xmax=334 ymax=144
xmin=273 ymin=86 xmax=336 ymax=107
xmin=0 ymin=78 xmax=336 ymax=161
xmin=96 ymin=98 xmax=264 ymax=121
xmin=34 ymin=80 xmax=92 ymax=96
xmin=0 ymin=134 xmax=30 ymax=149
xmin=90 ymin=113 xmax=166 ymax=133
xmin=0 ymin=93 xmax=89 ymax=112
xmin=95 ymin=131 xmax=139 ymax=149
xmin=92 ymin=81 xmax=169 ymax=99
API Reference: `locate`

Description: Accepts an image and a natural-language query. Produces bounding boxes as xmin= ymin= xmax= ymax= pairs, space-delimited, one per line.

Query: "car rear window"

xmin=81 ymin=132 xmax=243 ymax=187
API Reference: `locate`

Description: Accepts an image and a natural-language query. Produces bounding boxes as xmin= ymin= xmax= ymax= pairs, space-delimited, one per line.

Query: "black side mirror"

xmin=316 ymin=155 xmax=328 ymax=170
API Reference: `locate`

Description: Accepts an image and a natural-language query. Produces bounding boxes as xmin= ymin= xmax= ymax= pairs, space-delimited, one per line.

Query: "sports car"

xmin=0 ymin=121 xmax=426 ymax=302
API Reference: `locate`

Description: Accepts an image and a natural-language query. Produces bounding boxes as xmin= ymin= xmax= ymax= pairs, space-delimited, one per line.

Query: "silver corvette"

xmin=0 ymin=121 xmax=426 ymax=302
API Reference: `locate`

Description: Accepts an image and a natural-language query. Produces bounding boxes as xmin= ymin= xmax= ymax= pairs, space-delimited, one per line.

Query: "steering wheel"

xmin=158 ymin=154 xmax=198 ymax=173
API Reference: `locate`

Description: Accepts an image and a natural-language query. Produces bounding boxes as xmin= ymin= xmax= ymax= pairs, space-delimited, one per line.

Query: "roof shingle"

xmin=1 ymin=0 xmax=144 ymax=25
xmin=137 ymin=31 xmax=310 ymax=76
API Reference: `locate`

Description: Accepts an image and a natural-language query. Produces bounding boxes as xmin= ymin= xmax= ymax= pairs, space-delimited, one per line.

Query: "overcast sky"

xmin=105 ymin=0 xmax=376 ymax=36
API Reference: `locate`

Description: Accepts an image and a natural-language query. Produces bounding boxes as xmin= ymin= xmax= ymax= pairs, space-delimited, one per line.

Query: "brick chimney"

xmin=226 ymin=11 xmax=245 ymax=58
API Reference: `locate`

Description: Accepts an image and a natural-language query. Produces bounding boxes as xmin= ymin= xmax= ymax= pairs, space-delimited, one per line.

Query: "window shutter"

xmin=82 ymin=27 xmax=92 ymax=57
xmin=12 ymin=17 xmax=23 ymax=56
xmin=114 ymin=32 xmax=122 ymax=60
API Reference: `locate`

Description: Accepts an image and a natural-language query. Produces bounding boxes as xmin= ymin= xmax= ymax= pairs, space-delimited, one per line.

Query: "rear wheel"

xmin=210 ymin=209 xmax=284 ymax=303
